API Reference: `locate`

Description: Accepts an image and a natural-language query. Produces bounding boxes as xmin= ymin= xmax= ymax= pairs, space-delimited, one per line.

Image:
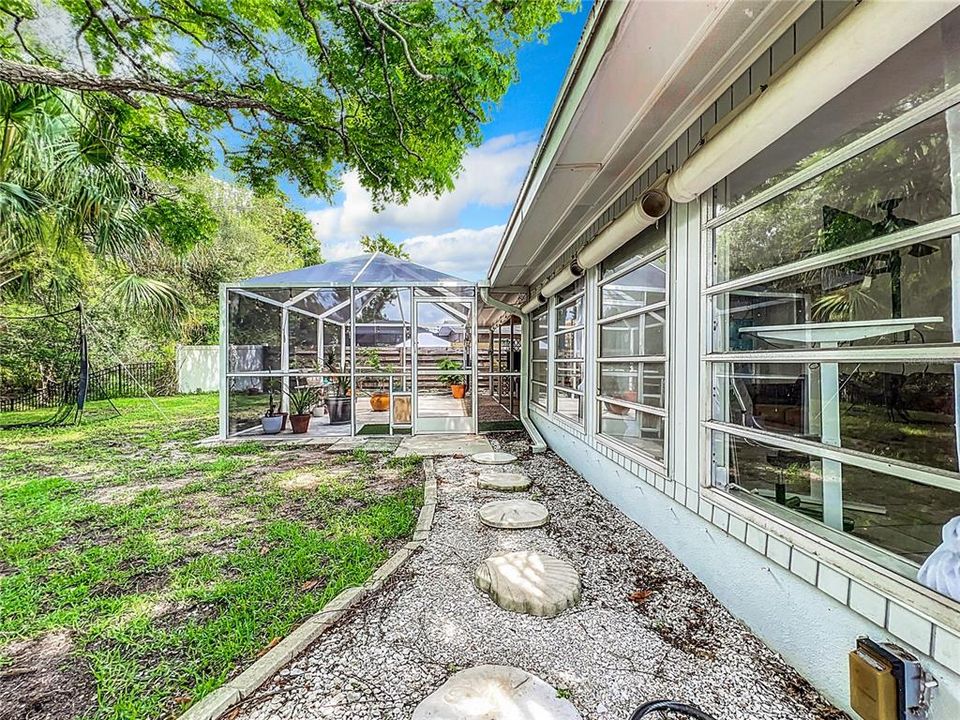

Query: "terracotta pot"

xmin=369 ymin=392 xmax=389 ymax=412
xmin=289 ymin=414 xmax=311 ymax=434
xmin=450 ymin=384 xmax=466 ymax=399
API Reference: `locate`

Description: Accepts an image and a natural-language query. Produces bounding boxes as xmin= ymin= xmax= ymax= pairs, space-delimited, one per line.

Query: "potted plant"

xmin=323 ymin=349 xmax=352 ymax=425
xmin=261 ymin=391 xmax=284 ymax=434
xmin=284 ymin=386 xmax=320 ymax=434
xmin=437 ymin=357 xmax=466 ymax=399
xmin=362 ymin=348 xmax=392 ymax=412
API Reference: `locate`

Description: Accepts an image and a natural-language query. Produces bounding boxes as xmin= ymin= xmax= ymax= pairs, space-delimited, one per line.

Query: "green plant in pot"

xmin=323 ymin=349 xmax=352 ymax=425
xmin=362 ymin=348 xmax=393 ymax=412
xmin=437 ymin=357 xmax=466 ymax=399
xmin=283 ymin=386 xmax=320 ymax=433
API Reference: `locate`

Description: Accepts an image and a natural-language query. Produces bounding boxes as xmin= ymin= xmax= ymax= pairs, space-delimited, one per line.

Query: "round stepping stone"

xmin=412 ymin=665 xmax=582 ymax=720
xmin=470 ymin=451 xmax=517 ymax=465
xmin=477 ymin=471 xmax=531 ymax=492
xmin=475 ymin=550 xmax=581 ymax=617
xmin=479 ymin=499 xmax=549 ymax=529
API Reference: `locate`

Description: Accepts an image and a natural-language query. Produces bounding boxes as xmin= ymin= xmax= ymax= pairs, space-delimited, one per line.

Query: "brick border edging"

xmin=180 ymin=458 xmax=439 ymax=720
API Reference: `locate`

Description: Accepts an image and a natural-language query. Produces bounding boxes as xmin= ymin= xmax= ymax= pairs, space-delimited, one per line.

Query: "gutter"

xmin=479 ymin=285 xmax=547 ymax=454
xmin=488 ymin=0 xmax=627 ymax=285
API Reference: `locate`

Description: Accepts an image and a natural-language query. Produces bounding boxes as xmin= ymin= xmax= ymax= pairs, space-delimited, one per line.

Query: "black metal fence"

xmin=0 ymin=362 xmax=175 ymax=414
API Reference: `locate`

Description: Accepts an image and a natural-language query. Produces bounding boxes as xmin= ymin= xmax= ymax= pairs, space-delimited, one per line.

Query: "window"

xmin=530 ymin=309 xmax=548 ymax=409
xmin=597 ymin=223 xmax=668 ymax=463
xmin=552 ymin=280 xmax=584 ymax=423
xmin=706 ymin=14 xmax=960 ymax=600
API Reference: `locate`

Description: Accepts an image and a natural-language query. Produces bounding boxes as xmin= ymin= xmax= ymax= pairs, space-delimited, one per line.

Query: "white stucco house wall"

xmin=487 ymin=1 xmax=960 ymax=717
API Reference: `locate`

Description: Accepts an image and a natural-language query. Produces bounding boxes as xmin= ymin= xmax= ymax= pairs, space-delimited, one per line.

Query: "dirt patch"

xmin=87 ymin=477 xmax=196 ymax=505
xmin=0 ymin=633 xmax=95 ymax=720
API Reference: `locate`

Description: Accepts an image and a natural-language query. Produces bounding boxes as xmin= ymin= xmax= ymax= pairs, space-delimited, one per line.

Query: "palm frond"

xmin=107 ymin=273 xmax=187 ymax=320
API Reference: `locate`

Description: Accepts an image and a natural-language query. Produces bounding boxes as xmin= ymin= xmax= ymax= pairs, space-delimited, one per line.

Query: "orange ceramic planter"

xmin=451 ymin=384 xmax=466 ymax=399
xmin=370 ymin=392 xmax=389 ymax=412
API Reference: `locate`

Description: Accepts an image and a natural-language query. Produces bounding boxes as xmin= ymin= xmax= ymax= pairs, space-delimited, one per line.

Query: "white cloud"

xmin=307 ymin=133 xmax=534 ymax=261
xmin=403 ymin=225 xmax=505 ymax=281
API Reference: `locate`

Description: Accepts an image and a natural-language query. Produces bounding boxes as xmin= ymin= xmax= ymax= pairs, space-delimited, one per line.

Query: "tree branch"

xmin=0 ymin=60 xmax=312 ymax=128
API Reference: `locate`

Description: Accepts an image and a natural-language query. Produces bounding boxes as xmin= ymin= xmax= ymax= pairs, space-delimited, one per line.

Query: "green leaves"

xmin=1 ymin=0 xmax=575 ymax=201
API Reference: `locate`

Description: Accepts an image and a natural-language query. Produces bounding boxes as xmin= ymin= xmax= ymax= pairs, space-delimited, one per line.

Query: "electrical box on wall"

xmin=849 ymin=637 xmax=937 ymax=720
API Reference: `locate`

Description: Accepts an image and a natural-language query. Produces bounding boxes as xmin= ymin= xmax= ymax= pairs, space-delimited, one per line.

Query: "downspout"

xmin=479 ymin=284 xmax=547 ymax=454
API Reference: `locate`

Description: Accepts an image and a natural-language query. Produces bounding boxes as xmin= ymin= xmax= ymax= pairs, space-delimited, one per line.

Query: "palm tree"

xmin=0 ymin=82 xmax=185 ymax=320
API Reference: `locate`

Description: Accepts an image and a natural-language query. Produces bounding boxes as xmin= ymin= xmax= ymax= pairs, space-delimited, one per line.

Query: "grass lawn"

xmin=0 ymin=394 xmax=423 ymax=720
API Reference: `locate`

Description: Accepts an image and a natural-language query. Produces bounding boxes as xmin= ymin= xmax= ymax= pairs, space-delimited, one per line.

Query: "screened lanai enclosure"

xmin=218 ymin=253 xmax=522 ymax=439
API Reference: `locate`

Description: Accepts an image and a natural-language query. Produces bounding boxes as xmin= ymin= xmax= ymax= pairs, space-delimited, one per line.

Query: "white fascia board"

xmin=488 ymin=0 xmax=626 ymax=286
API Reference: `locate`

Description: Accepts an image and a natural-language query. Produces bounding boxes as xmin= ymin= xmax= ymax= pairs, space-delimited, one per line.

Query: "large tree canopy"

xmin=0 ymin=0 xmax=575 ymax=200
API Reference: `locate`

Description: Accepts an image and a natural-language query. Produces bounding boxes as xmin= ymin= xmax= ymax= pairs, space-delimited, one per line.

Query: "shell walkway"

xmin=411 ymin=451 xmax=583 ymax=719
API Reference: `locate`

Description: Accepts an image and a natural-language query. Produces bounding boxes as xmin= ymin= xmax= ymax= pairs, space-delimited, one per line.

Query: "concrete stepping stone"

xmin=475 ymin=550 xmax=581 ymax=617
xmin=470 ymin=451 xmax=517 ymax=465
xmin=479 ymin=499 xmax=549 ymax=529
xmin=412 ymin=664 xmax=582 ymax=719
xmin=477 ymin=471 xmax=531 ymax=492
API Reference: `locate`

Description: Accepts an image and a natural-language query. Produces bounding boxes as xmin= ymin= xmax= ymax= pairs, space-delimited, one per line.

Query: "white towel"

xmin=918 ymin=516 xmax=960 ymax=602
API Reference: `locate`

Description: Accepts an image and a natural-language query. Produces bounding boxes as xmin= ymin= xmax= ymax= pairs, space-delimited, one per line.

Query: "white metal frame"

xmin=551 ymin=279 xmax=586 ymax=426
xmin=595 ymin=232 xmax=670 ymax=469
xmin=700 ymin=84 xmax=960 ymax=575
xmin=530 ymin=307 xmax=549 ymax=410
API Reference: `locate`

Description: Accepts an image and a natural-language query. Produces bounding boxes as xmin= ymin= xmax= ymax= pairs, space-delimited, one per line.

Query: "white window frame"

xmin=596 ymin=238 xmax=669 ymax=470
xmin=700 ymin=85 xmax=960 ymax=613
xmin=530 ymin=308 xmax=549 ymax=410
xmin=551 ymin=280 xmax=585 ymax=426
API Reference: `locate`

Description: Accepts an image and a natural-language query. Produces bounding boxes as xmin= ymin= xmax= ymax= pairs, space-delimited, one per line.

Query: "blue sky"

xmin=301 ymin=5 xmax=590 ymax=280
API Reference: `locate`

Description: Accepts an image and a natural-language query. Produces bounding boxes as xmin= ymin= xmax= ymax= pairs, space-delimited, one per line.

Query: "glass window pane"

xmin=712 ymin=236 xmax=954 ymax=352
xmin=556 ymin=278 xmax=584 ymax=304
xmin=600 ymin=313 xmax=665 ymax=358
xmin=556 ymin=297 xmax=584 ymax=329
xmin=602 ymin=222 xmax=667 ymax=281
xmin=715 ymin=430 xmax=960 ymax=578
xmin=711 ymin=362 xmax=959 ymax=473
xmin=555 ymin=362 xmax=583 ymax=392
xmin=531 ymin=381 xmax=547 ymax=407
xmin=599 ymin=362 xmax=666 ymax=408
xmin=533 ymin=311 xmax=548 ymax=337
xmin=228 ymin=293 xmax=281 ymax=372
xmin=531 ymin=360 xmax=547 ymax=384
xmin=717 ymin=9 xmax=960 ymax=211
xmin=601 ymin=256 xmax=666 ymax=319
xmin=533 ymin=337 xmax=549 ymax=360
xmin=555 ymin=329 xmax=584 ymax=360
xmin=599 ymin=405 xmax=665 ymax=461
xmin=555 ymin=390 xmax=583 ymax=423
xmin=712 ymin=111 xmax=954 ymax=285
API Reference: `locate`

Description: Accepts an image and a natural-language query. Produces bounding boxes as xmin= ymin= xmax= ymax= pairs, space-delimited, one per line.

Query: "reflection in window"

xmin=531 ymin=309 xmax=548 ymax=409
xmin=552 ymin=283 xmax=584 ymax=425
xmin=715 ymin=8 xmax=960 ymax=211
xmin=600 ymin=410 xmax=665 ymax=462
xmin=713 ymin=236 xmax=954 ymax=352
xmin=716 ymin=431 xmax=960 ymax=567
xmin=706 ymin=18 xmax=960 ymax=602
xmin=598 ymin=223 xmax=668 ymax=463
xmin=713 ymin=110 xmax=953 ymax=284
xmin=712 ymin=362 xmax=959 ymax=473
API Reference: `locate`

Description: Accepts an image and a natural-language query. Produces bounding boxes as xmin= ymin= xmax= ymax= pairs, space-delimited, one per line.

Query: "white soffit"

xmin=491 ymin=0 xmax=812 ymax=287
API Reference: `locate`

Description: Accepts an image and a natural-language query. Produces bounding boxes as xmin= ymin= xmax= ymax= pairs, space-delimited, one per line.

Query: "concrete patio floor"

xmin=233 ymin=434 xmax=847 ymax=720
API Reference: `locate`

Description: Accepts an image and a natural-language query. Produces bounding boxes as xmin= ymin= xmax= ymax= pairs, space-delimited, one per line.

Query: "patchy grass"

xmin=0 ymin=395 xmax=423 ymax=720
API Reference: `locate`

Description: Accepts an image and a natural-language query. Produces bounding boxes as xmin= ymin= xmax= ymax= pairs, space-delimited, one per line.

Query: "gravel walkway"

xmin=236 ymin=434 xmax=848 ymax=720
